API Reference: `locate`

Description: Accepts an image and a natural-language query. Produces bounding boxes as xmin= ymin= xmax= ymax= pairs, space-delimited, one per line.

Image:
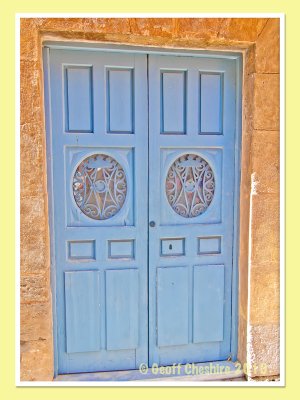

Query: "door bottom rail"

xmin=55 ymin=360 xmax=245 ymax=382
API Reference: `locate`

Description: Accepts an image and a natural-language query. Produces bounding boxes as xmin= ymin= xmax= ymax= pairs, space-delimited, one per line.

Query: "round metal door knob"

xmin=149 ymin=221 xmax=156 ymax=227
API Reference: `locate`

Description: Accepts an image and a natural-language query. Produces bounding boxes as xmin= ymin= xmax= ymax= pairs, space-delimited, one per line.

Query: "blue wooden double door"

xmin=45 ymin=48 xmax=239 ymax=374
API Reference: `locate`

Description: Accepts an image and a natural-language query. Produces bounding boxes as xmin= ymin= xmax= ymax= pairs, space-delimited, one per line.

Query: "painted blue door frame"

xmin=43 ymin=45 xmax=241 ymax=375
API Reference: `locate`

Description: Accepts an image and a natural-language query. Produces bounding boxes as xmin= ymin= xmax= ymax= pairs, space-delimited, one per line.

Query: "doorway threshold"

xmin=55 ymin=360 xmax=245 ymax=382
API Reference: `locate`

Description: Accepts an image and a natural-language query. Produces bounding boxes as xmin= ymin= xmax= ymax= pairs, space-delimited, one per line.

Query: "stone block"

xmin=21 ymin=195 xmax=47 ymax=233
xmin=243 ymin=73 xmax=254 ymax=132
xmin=247 ymin=324 xmax=280 ymax=377
xmin=20 ymin=338 xmax=53 ymax=381
xmin=38 ymin=18 xmax=146 ymax=36
xmin=20 ymin=19 xmax=40 ymax=61
xmin=20 ymin=194 xmax=49 ymax=277
xmin=244 ymin=44 xmax=256 ymax=76
xmin=128 ymin=18 xmax=173 ymax=38
xmin=251 ymin=130 xmax=280 ymax=194
xmin=81 ymin=18 xmax=132 ymax=35
xmin=21 ymin=167 xmax=46 ymax=197
xmin=21 ymin=124 xmax=46 ymax=197
xmin=250 ymin=193 xmax=280 ymax=266
xmin=20 ymin=245 xmax=49 ymax=276
xmin=238 ymin=314 xmax=247 ymax=366
xmin=238 ymin=251 xmax=249 ymax=322
xmin=238 ymin=131 xmax=252 ymax=325
xmin=256 ymin=19 xmax=280 ymax=73
xmin=38 ymin=18 xmax=90 ymax=32
xmin=218 ymin=18 xmax=268 ymax=42
xmin=20 ymin=302 xmax=53 ymax=342
xmin=249 ymin=265 xmax=280 ymax=325
xmin=20 ymin=124 xmax=46 ymax=201
xmin=21 ymin=228 xmax=49 ymax=278
xmin=176 ymin=18 xmax=224 ymax=39
xmin=21 ymin=274 xmax=50 ymax=303
xmin=20 ymin=60 xmax=43 ymax=125
xmin=253 ymin=73 xmax=280 ymax=130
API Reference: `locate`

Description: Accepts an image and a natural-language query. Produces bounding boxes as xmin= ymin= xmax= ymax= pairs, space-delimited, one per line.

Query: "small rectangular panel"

xmin=161 ymin=238 xmax=185 ymax=256
xmin=108 ymin=240 xmax=134 ymax=259
xmin=65 ymin=66 xmax=93 ymax=132
xmin=64 ymin=271 xmax=100 ymax=353
xmin=193 ymin=265 xmax=224 ymax=343
xmin=105 ymin=269 xmax=139 ymax=350
xmin=161 ymin=71 xmax=186 ymax=134
xmin=107 ymin=69 xmax=133 ymax=133
xmin=200 ymin=73 xmax=222 ymax=133
xmin=68 ymin=240 xmax=96 ymax=260
xmin=157 ymin=267 xmax=189 ymax=346
xmin=198 ymin=237 xmax=221 ymax=255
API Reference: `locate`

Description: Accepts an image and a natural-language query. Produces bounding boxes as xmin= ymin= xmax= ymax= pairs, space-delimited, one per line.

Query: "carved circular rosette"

xmin=73 ymin=154 xmax=127 ymax=220
xmin=165 ymin=154 xmax=215 ymax=218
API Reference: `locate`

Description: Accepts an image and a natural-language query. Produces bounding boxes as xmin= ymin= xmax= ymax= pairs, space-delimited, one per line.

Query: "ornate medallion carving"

xmin=165 ymin=154 xmax=215 ymax=218
xmin=73 ymin=154 xmax=127 ymax=220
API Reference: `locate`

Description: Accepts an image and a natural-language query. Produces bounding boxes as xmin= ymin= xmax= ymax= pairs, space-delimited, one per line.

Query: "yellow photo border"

xmin=0 ymin=0 xmax=295 ymax=398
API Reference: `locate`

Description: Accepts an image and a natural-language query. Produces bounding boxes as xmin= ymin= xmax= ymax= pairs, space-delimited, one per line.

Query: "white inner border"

xmin=15 ymin=12 xmax=285 ymax=387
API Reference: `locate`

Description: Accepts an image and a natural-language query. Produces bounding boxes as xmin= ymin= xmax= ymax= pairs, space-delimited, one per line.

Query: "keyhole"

xmin=169 ymin=244 xmax=173 ymax=250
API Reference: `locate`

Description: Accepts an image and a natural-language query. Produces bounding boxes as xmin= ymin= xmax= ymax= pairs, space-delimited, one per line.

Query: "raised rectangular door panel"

xmin=67 ymin=240 xmax=96 ymax=260
xmin=193 ymin=265 xmax=225 ymax=343
xmin=108 ymin=240 xmax=135 ymax=259
xmin=65 ymin=270 xmax=101 ymax=353
xmin=157 ymin=266 xmax=189 ymax=346
xmin=200 ymin=73 xmax=223 ymax=133
xmin=107 ymin=68 xmax=134 ymax=133
xmin=161 ymin=71 xmax=186 ymax=134
xmin=160 ymin=238 xmax=185 ymax=256
xmin=105 ymin=269 xmax=139 ymax=350
xmin=64 ymin=66 xmax=93 ymax=132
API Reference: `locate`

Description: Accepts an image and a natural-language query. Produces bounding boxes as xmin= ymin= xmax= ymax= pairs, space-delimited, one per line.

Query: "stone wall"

xmin=246 ymin=19 xmax=280 ymax=378
xmin=20 ymin=17 xmax=280 ymax=381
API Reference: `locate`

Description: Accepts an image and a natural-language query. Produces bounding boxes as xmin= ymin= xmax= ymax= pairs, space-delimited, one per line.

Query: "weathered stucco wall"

xmin=20 ymin=17 xmax=280 ymax=381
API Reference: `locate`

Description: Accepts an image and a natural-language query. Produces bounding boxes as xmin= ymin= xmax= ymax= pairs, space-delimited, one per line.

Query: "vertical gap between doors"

xmin=146 ymin=53 xmax=150 ymax=367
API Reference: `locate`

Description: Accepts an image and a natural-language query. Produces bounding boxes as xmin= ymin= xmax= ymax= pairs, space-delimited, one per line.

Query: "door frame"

xmin=43 ymin=42 xmax=242 ymax=377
